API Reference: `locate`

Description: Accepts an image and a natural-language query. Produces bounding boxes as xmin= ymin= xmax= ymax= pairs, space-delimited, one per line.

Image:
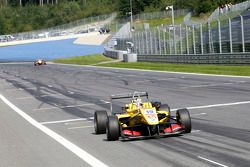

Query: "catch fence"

xmin=110 ymin=11 xmax=250 ymax=64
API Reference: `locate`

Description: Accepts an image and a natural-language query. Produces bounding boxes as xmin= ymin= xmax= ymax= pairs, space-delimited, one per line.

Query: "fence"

xmin=109 ymin=10 xmax=250 ymax=64
xmin=1 ymin=13 xmax=116 ymax=42
xmin=208 ymin=0 xmax=250 ymax=22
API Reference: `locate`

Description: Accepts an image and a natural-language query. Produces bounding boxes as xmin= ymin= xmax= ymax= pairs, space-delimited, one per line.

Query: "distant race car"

xmin=94 ymin=91 xmax=192 ymax=141
xmin=34 ymin=59 xmax=46 ymax=66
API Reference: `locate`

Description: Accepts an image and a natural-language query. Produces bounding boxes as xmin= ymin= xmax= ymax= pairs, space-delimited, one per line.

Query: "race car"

xmin=94 ymin=91 xmax=192 ymax=141
xmin=34 ymin=59 xmax=46 ymax=66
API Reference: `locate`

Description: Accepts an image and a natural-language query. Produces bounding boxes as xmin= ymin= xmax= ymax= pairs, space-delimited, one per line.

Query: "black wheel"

xmin=94 ymin=110 xmax=107 ymax=134
xmin=159 ymin=104 xmax=170 ymax=112
xmin=176 ymin=108 xmax=191 ymax=133
xmin=106 ymin=116 xmax=120 ymax=141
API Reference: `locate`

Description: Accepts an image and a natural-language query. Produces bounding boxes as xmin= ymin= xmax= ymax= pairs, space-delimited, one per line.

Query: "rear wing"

xmin=110 ymin=91 xmax=149 ymax=113
xmin=110 ymin=91 xmax=148 ymax=100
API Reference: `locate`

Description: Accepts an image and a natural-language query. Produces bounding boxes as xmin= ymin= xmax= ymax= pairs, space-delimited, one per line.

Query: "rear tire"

xmin=160 ymin=104 xmax=170 ymax=112
xmin=106 ymin=116 xmax=120 ymax=141
xmin=176 ymin=108 xmax=191 ymax=133
xmin=94 ymin=110 xmax=107 ymax=134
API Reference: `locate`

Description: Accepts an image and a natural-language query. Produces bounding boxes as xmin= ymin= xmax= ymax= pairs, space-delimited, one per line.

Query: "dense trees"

xmin=175 ymin=0 xmax=246 ymax=14
xmin=0 ymin=0 xmax=118 ymax=34
xmin=0 ymin=0 xmax=247 ymax=34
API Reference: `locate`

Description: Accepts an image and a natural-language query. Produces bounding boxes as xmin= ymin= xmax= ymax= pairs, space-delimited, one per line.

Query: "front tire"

xmin=176 ymin=108 xmax=191 ymax=133
xmin=94 ymin=110 xmax=107 ymax=134
xmin=106 ymin=116 xmax=120 ymax=141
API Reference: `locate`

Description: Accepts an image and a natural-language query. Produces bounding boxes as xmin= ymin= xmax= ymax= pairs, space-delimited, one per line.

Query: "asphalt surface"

xmin=0 ymin=62 xmax=250 ymax=167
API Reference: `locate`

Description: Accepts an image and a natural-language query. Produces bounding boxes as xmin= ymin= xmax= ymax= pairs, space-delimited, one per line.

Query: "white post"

xmin=158 ymin=28 xmax=162 ymax=55
xmin=186 ymin=25 xmax=189 ymax=54
xmin=172 ymin=7 xmax=176 ymax=54
xmin=130 ymin=0 xmax=134 ymax=32
xmin=180 ymin=24 xmax=183 ymax=54
xmin=192 ymin=25 xmax=196 ymax=54
xmin=200 ymin=24 xmax=204 ymax=54
xmin=217 ymin=19 xmax=222 ymax=54
xmin=166 ymin=5 xmax=176 ymax=54
xmin=240 ymin=14 xmax=245 ymax=53
xmin=163 ymin=31 xmax=167 ymax=54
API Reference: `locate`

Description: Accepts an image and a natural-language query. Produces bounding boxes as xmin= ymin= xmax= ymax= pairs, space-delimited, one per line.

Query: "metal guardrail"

xmin=138 ymin=53 xmax=250 ymax=64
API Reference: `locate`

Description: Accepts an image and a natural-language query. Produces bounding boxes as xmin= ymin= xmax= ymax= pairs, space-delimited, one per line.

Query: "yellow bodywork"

xmin=34 ymin=59 xmax=46 ymax=65
xmin=117 ymin=101 xmax=170 ymax=128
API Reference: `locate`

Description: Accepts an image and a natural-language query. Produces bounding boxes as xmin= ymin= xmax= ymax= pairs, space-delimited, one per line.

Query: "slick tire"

xmin=176 ymin=108 xmax=191 ymax=133
xmin=160 ymin=104 xmax=170 ymax=112
xmin=106 ymin=116 xmax=120 ymax=141
xmin=94 ymin=110 xmax=107 ymax=134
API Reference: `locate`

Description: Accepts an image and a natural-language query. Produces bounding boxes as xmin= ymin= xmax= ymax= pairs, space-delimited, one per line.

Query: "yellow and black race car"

xmin=34 ymin=59 xmax=46 ymax=66
xmin=94 ymin=91 xmax=192 ymax=141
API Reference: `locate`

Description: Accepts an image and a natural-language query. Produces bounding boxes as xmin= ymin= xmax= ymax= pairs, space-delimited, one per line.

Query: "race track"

xmin=0 ymin=63 xmax=250 ymax=167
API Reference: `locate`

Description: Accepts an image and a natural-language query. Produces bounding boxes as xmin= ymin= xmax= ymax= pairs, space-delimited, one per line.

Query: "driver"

xmin=133 ymin=98 xmax=143 ymax=109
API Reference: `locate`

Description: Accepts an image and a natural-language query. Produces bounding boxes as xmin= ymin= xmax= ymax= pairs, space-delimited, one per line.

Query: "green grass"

xmin=52 ymin=54 xmax=250 ymax=77
xmin=98 ymin=62 xmax=250 ymax=76
xmin=134 ymin=15 xmax=185 ymax=31
xmin=52 ymin=54 xmax=113 ymax=65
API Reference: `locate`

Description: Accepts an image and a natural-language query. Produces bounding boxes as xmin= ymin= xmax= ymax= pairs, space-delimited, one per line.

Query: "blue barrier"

xmin=0 ymin=39 xmax=104 ymax=62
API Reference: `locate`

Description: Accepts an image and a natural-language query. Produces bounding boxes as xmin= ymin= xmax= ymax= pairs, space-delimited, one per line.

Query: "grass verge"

xmin=51 ymin=54 xmax=112 ymax=65
xmin=52 ymin=54 xmax=250 ymax=77
xmin=98 ymin=62 xmax=250 ymax=77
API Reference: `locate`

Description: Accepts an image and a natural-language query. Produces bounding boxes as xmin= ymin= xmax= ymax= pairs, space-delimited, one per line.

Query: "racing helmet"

xmin=134 ymin=98 xmax=143 ymax=107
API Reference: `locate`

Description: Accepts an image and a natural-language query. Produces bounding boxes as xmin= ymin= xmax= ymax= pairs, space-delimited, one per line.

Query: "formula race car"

xmin=34 ymin=59 xmax=46 ymax=66
xmin=94 ymin=91 xmax=191 ymax=141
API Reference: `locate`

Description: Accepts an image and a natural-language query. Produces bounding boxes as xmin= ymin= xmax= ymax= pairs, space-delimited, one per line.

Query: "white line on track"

xmin=40 ymin=118 xmax=88 ymax=125
xmin=192 ymin=113 xmax=207 ymax=116
xmin=100 ymin=100 xmax=110 ymax=104
xmin=0 ymin=94 xmax=108 ymax=167
xmin=171 ymin=101 xmax=250 ymax=111
xmin=198 ymin=156 xmax=228 ymax=167
xmin=68 ymin=126 xmax=94 ymax=130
